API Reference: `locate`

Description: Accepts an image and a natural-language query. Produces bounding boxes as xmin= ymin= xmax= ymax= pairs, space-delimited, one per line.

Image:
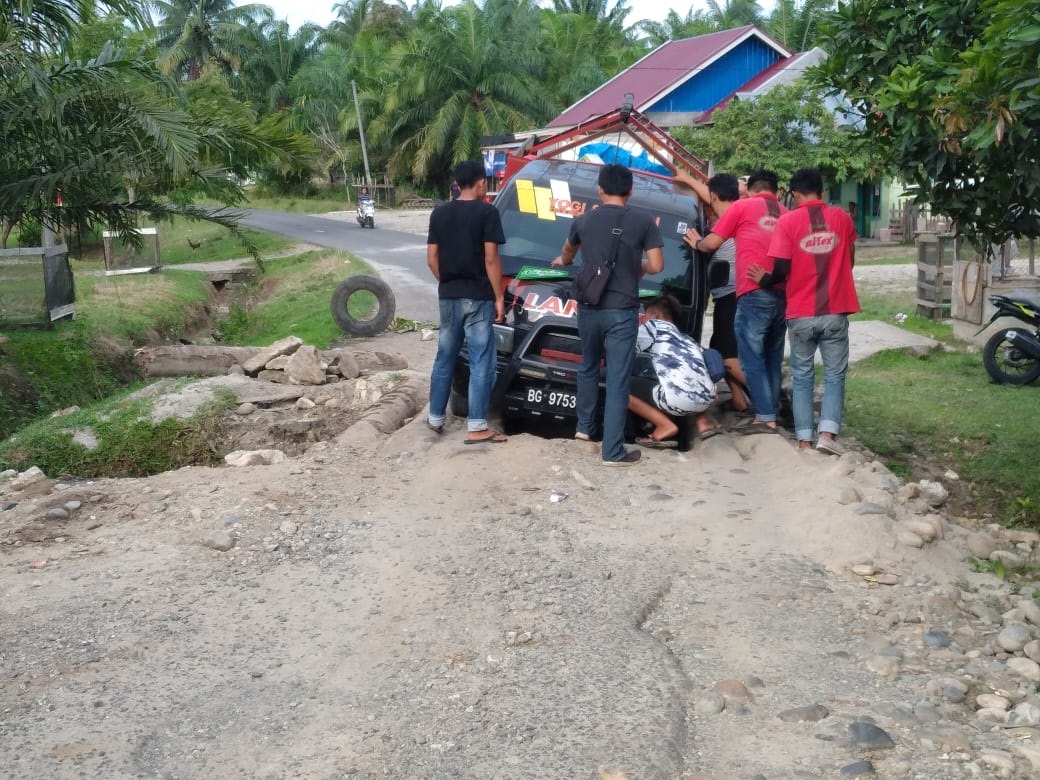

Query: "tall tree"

xmin=237 ymin=18 xmax=322 ymax=115
xmin=371 ymin=0 xmax=548 ymax=188
xmin=703 ymin=0 xmax=763 ymax=29
xmin=766 ymin=0 xmax=833 ymax=51
xmin=151 ymin=0 xmax=269 ymax=81
xmin=633 ymin=9 xmax=717 ymax=47
xmin=815 ymin=0 xmax=1040 ymax=246
xmin=1 ymin=0 xmax=307 ymax=247
xmin=674 ymin=80 xmax=875 ymax=185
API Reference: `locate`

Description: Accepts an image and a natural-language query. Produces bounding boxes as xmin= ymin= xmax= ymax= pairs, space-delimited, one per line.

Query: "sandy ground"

xmin=5 ymin=212 xmax=1037 ymax=779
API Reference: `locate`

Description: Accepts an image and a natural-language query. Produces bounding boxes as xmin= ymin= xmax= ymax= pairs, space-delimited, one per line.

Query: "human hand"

xmin=550 ymin=255 xmax=565 ymax=267
xmin=682 ymin=228 xmax=701 ymax=249
xmin=494 ymin=299 xmax=505 ymax=323
xmin=746 ymin=264 xmax=766 ymax=283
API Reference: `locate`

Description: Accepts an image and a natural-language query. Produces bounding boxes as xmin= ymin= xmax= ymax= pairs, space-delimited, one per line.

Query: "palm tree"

xmin=704 ymin=0 xmax=763 ymax=29
xmin=151 ymin=0 xmax=269 ymax=81
xmin=3 ymin=0 xmax=145 ymax=50
xmin=238 ymin=18 xmax=322 ymax=115
xmin=372 ymin=0 xmax=548 ymax=188
xmin=633 ymin=9 xmax=717 ymax=47
xmin=766 ymin=0 xmax=834 ymax=51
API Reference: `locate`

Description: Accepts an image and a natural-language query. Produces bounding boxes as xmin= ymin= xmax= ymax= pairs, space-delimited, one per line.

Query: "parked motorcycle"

xmin=356 ymin=197 xmax=375 ymax=229
xmin=978 ymin=294 xmax=1040 ymax=384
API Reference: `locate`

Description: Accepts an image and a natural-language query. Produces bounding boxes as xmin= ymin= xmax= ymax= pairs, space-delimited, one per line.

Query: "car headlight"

xmin=494 ymin=324 xmax=515 ymax=354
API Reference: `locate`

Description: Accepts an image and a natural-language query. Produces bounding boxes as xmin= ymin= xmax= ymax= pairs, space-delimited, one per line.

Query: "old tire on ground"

xmin=983 ymin=327 xmax=1040 ymax=385
xmin=330 ymin=275 xmax=396 ymax=337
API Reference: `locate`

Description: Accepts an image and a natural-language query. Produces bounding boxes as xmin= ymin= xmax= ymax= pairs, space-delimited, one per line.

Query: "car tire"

xmin=330 ymin=275 xmax=396 ymax=337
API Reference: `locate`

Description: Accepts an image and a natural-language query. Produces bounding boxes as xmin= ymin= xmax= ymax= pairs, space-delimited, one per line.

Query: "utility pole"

xmin=351 ymin=80 xmax=373 ymax=190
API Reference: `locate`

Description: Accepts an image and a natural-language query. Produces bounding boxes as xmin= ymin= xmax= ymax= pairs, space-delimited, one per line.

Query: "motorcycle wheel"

xmin=982 ymin=328 xmax=1040 ymax=385
xmin=330 ymin=275 xmax=396 ymax=337
xmin=367 ymin=216 xmax=374 ymax=229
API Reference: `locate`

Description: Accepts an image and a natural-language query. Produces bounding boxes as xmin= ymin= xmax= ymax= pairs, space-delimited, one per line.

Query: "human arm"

xmin=484 ymin=242 xmax=505 ymax=322
xmin=643 ymin=246 xmax=665 ymax=276
xmin=672 ymin=169 xmax=710 ymax=204
xmin=426 ymin=243 xmax=440 ymax=281
xmin=747 ymin=258 xmax=790 ymax=288
xmin=683 ymin=227 xmax=724 ymax=254
xmin=551 ymin=238 xmax=579 ymax=267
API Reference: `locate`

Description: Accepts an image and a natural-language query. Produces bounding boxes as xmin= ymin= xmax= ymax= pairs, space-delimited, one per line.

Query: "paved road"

xmin=238 ymin=208 xmax=439 ymax=322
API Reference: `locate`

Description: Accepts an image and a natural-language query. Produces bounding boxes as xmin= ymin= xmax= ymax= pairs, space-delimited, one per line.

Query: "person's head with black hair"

xmin=708 ymin=173 xmax=739 ymax=204
xmin=598 ymin=163 xmax=634 ymax=197
xmin=746 ymin=169 xmax=779 ymax=194
xmin=645 ymin=294 xmax=681 ymax=324
xmin=453 ymin=160 xmax=485 ymax=191
xmin=788 ymin=167 xmax=825 ymax=199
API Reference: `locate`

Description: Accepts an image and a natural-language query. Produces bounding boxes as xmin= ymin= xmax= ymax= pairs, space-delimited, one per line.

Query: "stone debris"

xmin=224 ymin=449 xmax=287 ymax=467
xmin=198 ymin=530 xmax=234 ymax=551
xmin=10 ymin=466 xmax=47 ymax=492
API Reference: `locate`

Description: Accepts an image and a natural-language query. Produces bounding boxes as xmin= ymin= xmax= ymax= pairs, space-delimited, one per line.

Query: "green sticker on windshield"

xmin=638 ymin=288 xmax=657 ymax=298
xmin=516 ymin=265 xmax=570 ymax=280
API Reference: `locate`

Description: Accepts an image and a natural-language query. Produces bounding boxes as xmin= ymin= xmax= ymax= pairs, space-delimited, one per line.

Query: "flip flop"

xmin=426 ymin=420 xmax=444 ymax=434
xmin=697 ymin=426 xmax=723 ymax=440
xmin=464 ymin=431 xmax=507 ymax=445
xmin=730 ymin=420 xmax=778 ymax=436
xmin=636 ymin=436 xmax=679 ymax=450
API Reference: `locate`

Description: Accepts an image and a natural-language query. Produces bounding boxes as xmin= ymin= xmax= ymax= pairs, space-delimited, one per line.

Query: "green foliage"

xmin=815 ymin=0 xmax=1040 ymax=248
xmin=675 ymin=80 xmax=876 ymax=184
xmin=213 ymin=250 xmax=373 ymax=347
xmin=844 ymin=343 xmax=1040 ymax=528
xmin=0 ymin=396 xmax=228 ymax=477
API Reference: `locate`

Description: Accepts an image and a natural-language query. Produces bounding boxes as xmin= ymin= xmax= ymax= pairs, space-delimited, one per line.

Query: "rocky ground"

xmin=2 ymin=217 xmax=1039 ymax=779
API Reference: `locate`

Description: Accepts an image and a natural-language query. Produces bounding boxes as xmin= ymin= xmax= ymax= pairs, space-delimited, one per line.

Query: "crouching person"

xmin=630 ymin=295 xmax=722 ymax=448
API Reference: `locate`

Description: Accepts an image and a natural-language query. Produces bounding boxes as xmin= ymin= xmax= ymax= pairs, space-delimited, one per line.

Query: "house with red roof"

xmin=483 ymin=25 xmax=895 ymax=238
xmin=549 ymin=25 xmax=824 ymax=131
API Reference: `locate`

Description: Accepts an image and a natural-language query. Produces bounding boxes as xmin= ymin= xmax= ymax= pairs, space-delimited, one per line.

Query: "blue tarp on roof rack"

xmin=576 ymin=143 xmax=671 ymax=177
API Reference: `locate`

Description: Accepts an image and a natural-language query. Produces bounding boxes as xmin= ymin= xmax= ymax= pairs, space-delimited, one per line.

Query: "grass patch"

xmin=852 ymin=291 xmax=957 ymax=341
xmin=156 ymin=219 xmax=292 ymax=266
xmin=0 ymin=392 xmax=229 ymax=477
xmin=243 ymin=193 xmax=349 ymax=214
xmin=844 ymin=345 xmax=1040 ymax=527
xmin=216 ymin=249 xmax=372 ymax=347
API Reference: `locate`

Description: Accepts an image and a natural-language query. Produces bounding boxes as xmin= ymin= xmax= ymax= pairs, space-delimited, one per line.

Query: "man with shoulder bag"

xmin=551 ymin=164 xmax=665 ymax=467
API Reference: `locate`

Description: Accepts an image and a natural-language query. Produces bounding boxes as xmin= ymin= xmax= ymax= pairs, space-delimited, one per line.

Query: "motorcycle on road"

xmin=356 ymin=197 xmax=375 ymax=229
xmin=978 ymin=294 xmax=1040 ymax=384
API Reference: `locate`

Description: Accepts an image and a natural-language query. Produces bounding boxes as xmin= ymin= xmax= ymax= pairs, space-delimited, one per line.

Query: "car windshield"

xmin=496 ymin=159 xmax=699 ymax=292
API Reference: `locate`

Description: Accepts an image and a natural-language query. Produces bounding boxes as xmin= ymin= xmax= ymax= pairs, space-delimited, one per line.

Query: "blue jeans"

xmin=429 ymin=298 xmax=496 ymax=431
xmin=577 ymin=307 xmax=638 ymax=462
xmin=734 ymin=289 xmax=786 ymax=423
xmin=787 ymin=314 xmax=850 ymax=442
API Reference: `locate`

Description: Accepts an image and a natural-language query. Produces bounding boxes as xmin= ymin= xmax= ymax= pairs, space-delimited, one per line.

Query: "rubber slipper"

xmin=636 ymin=436 xmax=678 ymax=450
xmin=730 ymin=421 xmax=777 ymax=435
xmin=426 ymin=420 xmax=444 ymax=434
xmin=464 ymin=431 xmax=507 ymax=445
xmin=697 ymin=426 xmax=723 ymax=440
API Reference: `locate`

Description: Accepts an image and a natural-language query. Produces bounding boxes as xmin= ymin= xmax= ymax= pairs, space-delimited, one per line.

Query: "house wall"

xmin=647 ymin=38 xmax=784 ymax=114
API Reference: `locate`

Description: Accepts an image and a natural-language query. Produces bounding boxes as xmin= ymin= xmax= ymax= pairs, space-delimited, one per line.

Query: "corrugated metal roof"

xmin=548 ymin=25 xmax=790 ymax=129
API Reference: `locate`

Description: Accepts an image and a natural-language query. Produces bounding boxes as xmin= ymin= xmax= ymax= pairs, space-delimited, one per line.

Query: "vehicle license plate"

xmin=525 ymin=387 xmax=577 ymax=412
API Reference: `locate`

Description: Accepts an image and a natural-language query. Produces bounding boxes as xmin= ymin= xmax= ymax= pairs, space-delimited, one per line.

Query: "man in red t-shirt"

xmin=750 ymin=167 xmax=860 ymax=455
xmin=684 ymin=170 xmax=788 ymax=434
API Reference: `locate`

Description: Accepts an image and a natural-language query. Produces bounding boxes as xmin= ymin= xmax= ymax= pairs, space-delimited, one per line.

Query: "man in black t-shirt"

xmin=426 ymin=160 xmax=507 ymax=444
xmin=551 ymin=164 xmax=665 ymax=466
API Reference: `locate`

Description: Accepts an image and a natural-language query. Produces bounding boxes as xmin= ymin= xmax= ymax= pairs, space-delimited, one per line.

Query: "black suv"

xmin=451 ymin=157 xmax=709 ymax=434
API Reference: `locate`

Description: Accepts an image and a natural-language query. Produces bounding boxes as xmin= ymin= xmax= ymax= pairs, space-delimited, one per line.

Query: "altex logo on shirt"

xmin=799 ymin=231 xmax=838 ymax=254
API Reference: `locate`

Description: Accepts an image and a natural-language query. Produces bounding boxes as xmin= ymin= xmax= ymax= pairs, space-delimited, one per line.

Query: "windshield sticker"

xmin=516 ymin=179 xmax=537 ymax=214
xmin=677 ymin=221 xmax=688 ymax=234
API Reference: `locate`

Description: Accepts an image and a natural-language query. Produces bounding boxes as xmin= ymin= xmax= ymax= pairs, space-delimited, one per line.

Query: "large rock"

xmin=241 ymin=336 xmax=303 ymax=376
xmin=285 ymin=345 xmax=326 ymax=385
xmin=11 ymin=467 xmax=48 ymax=491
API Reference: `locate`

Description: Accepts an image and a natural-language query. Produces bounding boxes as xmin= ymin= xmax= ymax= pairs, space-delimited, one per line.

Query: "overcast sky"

xmin=242 ymin=1 xmax=706 ymax=31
